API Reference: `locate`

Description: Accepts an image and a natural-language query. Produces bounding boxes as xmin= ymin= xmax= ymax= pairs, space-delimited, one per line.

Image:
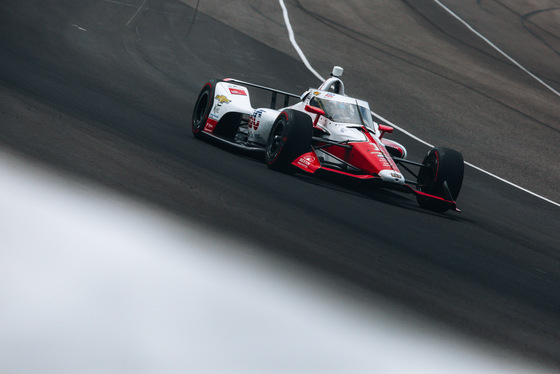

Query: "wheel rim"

xmin=418 ymin=155 xmax=437 ymax=192
xmin=193 ymin=91 xmax=209 ymax=131
xmin=267 ymin=121 xmax=284 ymax=160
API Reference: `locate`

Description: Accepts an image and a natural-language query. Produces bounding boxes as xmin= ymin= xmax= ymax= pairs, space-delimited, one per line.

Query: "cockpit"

xmin=309 ymin=96 xmax=374 ymax=128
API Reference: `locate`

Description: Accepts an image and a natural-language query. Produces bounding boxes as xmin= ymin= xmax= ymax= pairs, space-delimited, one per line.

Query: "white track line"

xmin=370 ymin=112 xmax=560 ymax=207
xmin=433 ymin=0 xmax=560 ymax=98
xmin=278 ymin=0 xmax=324 ymax=81
xmin=278 ymin=0 xmax=560 ymax=207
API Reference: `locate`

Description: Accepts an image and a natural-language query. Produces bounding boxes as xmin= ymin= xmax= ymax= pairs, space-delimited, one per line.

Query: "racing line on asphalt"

xmin=278 ymin=0 xmax=560 ymax=208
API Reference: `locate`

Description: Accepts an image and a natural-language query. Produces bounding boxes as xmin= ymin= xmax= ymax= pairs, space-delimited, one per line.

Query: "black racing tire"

xmin=265 ymin=109 xmax=313 ymax=173
xmin=416 ymin=146 xmax=464 ymax=213
xmin=192 ymin=79 xmax=217 ymax=139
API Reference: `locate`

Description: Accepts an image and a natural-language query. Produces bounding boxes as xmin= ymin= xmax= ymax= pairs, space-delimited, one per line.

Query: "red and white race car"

xmin=192 ymin=67 xmax=464 ymax=213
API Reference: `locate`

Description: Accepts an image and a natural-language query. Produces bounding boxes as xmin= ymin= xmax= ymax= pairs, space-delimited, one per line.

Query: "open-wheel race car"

xmin=192 ymin=66 xmax=464 ymax=213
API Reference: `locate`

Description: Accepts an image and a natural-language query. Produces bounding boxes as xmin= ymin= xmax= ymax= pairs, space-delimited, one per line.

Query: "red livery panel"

xmin=292 ymin=152 xmax=321 ymax=173
xmin=204 ymin=118 xmax=218 ymax=133
xmin=229 ymin=88 xmax=247 ymax=96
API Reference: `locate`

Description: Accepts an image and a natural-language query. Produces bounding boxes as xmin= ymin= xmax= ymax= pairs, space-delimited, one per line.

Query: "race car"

xmin=192 ymin=66 xmax=464 ymax=213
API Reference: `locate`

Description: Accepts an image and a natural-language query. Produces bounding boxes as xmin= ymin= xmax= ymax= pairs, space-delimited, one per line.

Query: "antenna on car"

xmin=331 ymin=66 xmax=343 ymax=78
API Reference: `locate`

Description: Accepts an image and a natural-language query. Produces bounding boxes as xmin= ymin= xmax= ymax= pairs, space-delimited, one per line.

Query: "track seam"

xmin=433 ymin=0 xmax=560 ymax=98
xmin=126 ymin=0 xmax=148 ymax=27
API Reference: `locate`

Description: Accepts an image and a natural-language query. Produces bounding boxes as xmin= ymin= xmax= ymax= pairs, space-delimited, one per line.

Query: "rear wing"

xmin=223 ymin=78 xmax=300 ymax=109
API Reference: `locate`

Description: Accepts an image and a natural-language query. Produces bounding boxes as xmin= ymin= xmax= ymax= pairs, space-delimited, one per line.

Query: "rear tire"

xmin=417 ymin=146 xmax=464 ymax=212
xmin=192 ymin=79 xmax=217 ymax=139
xmin=265 ymin=110 xmax=313 ymax=173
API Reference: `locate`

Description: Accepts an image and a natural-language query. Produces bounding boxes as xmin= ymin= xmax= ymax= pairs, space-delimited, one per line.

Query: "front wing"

xmin=291 ymin=151 xmax=460 ymax=212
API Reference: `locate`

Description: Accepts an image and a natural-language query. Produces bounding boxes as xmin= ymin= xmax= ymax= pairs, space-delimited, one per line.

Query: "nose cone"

xmin=378 ymin=170 xmax=405 ymax=185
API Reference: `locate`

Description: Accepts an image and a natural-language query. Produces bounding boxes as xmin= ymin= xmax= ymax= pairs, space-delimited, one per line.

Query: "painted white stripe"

xmin=464 ymin=161 xmax=560 ymax=207
xmin=371 ymin=110 xmax=434 ymax=148
xmin=373 ymin=110 xmax=560 ymax=207
xmin=278 ymin=0 xmax=560 ymax=207
xmin=433 ymin=0 xmax=560 ymax=98
xmin=72 ymin=24 xmax=87 ymax=32
xmin=278 ymin=0 xmax=325 ymax=82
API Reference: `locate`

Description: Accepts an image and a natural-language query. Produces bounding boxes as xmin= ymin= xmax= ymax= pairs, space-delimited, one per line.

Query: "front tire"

xmin=265 ymin=109 xmax=313 ymax=173
xmin=192 ymin=79 xmax=217 ymax=139
xmin=417 ymin=146 xmax=464 ymax=212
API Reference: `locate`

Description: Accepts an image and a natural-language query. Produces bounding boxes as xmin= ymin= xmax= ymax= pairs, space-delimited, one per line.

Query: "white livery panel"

xmin=209 ymin=82 xmax=254 ymax=123
xmin=248 ymin=109 xmax=281 ymax=145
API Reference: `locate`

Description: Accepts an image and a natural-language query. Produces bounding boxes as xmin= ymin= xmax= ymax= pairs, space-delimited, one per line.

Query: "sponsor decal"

xmin=229 ymin=88 xmax=247 ymax=95
xmin=213 ymin=94 xmax=231 ymax=118
xmin=325 ymin=93 xmax=335 ymax=98
xmin=375 ymin=153 xmax=390 ymax=167
xmin=297 ymin=154 xmax=316 ymax=169
xmin=313 ymin=91 xmax=320 ymax=95
xmin=293 ymin=153 xmax=321 ymax=172
xmin=204 ymin=118 xmax=217 ymax=133
xmin=215 ymin=95 xmax=231 ymax=104
xmin=390 ymin=172 xmax=401 ymax=179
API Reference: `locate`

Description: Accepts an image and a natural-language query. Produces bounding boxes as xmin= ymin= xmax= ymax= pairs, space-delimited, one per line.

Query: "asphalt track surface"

xmin=1 ymin=0 xmax=559 ymax=368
